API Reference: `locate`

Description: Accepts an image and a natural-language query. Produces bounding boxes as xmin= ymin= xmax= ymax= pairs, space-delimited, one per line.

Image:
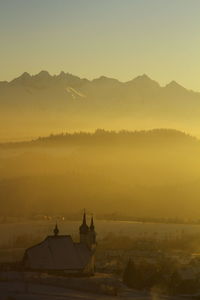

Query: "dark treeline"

xmin=0 ymin=128 xmax=197 ymax=148
xmin=36 ymin=128 xmax=196 ymax=144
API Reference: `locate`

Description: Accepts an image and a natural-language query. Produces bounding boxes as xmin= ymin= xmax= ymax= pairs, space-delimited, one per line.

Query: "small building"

xmin=22 ymin=212 xmax=96 ymax=275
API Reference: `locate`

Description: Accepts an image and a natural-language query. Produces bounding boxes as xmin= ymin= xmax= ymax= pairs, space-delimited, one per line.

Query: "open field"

xmin=0 ymin=220 xmax=200 ymax=263
xmin=1 ymin=220 xmax=200 ymax=247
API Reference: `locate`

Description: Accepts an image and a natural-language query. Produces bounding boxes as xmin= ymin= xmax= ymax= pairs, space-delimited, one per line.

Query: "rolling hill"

xmin=1 ymin=129 xmax=200 ymax=219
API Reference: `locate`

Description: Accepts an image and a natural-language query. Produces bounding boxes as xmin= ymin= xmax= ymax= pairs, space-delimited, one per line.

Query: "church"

xmin=22 ymin=212 xmax=96 ymax=275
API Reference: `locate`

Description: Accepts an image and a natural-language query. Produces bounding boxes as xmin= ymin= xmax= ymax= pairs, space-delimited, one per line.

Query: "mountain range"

xmin=1 ymin=71 xmax=200 ymax=141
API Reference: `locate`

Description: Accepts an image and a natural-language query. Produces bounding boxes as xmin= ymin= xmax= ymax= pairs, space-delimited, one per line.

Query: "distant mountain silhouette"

xmin=126 ymin=74 xmax=160 ymax=89
xmin=1 ymin=71 xmax=200 ymax=140
xmin=1 ymin=71 xmax=197 ymax=97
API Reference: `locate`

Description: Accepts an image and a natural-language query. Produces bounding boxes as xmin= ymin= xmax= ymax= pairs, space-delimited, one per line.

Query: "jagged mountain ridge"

xmin=0 ymin=71 xmax=198 ymax=116
xmin=1 ymin=71 xmax=200 ymax=140
xmin=0 ymin=71 xmax=197 ymax=99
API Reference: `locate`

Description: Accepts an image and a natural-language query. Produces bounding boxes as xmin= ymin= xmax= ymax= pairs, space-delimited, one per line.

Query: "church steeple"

xmin=53 ymin=223 xmax=59 ymax=236
xmin=89 ymin=215 xmax=96 ymax=245
xmin=79 ymin=210 xmax=89 ymax=234
xmin=90 ymin=215 xmax=95 ymax=231
xmin=79 ymin=211 xmax=97 ymax=249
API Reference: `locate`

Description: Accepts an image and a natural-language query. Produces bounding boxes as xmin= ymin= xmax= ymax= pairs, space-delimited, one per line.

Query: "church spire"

xmin=90 ymin=215 xmax=95 ymax=231
xmin=53 ymin=223 xmax=59 ymax=236
xmin=83 ymin=209 xmax=87 ymax=225
xmin=89 ymin=215 xmax=96 ymax=245
xmin=79 ymin=209 xmax=89 ymax=234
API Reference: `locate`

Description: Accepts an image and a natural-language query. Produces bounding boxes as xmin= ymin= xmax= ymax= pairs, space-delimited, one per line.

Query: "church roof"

xmin=23 ymin=235 xmax=92 ymax=270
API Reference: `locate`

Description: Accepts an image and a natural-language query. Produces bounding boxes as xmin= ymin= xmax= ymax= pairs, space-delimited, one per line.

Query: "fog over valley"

xmin=1 ymin=129 xmax=200 ymax=219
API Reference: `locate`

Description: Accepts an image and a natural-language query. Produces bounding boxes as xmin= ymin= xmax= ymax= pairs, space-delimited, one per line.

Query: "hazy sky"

xmin=1 ymin=0 xmax=200 ymax=90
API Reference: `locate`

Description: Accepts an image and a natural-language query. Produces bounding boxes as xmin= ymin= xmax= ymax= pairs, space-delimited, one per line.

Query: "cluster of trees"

xmin=1 ymin=128 xmax=195 ymax=148
xmin=123 ymin=259 xmax=200 ymax=295
xmin=25 ymin=128 xmax=198 ymax=146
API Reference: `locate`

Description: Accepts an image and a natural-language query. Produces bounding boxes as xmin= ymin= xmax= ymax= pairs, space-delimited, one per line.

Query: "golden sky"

xmin=1 ymin=0 xmax=200 ymax=90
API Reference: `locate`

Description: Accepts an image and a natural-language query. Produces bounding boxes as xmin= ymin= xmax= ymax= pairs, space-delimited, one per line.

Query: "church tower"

xmin=79 ymin=210 xmax=89 ymax=245
xmin=79 ymin=211 xmax=97 ymax=249
xmin=89 ymin=216 xmax=96 ymax=247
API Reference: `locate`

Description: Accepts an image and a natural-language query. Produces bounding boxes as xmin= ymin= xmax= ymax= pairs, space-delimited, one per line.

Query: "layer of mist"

xmin=1 ymin=129 xmax=200 ymax=219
